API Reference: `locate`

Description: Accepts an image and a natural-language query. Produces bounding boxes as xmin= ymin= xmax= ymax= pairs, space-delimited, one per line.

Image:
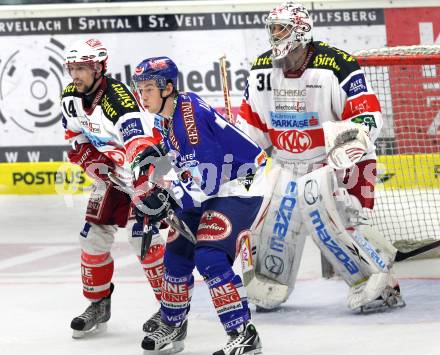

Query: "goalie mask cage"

xmin=356 ymin=45 xmax=440 ymax=257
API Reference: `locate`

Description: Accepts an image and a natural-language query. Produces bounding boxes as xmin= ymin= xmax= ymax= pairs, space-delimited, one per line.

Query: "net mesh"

xmin=355 ymin=45 xmax=440 ymax=253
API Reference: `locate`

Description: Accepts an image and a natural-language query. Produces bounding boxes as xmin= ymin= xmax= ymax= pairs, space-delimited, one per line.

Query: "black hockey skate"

xmin=255 ymin=305 xmax=280 ymax=313
xmin=360 ymin=284 xmax=406 ymax=313
xmin=70 ymin=283 xmax=114 ymax=339
xmin=213 ymin=322 xmax=262 ymax=355
xmin=143 ymin=309 xmax=161 ymax=333
xmin=142 ymin=319 xmax=187 ymax=355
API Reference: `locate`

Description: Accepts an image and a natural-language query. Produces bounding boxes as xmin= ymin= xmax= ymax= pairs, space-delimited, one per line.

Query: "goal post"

xmin=322 ymin=45 xmax=440 ymax=278
xmin=357 ymin=45 xmax=440 ymax=258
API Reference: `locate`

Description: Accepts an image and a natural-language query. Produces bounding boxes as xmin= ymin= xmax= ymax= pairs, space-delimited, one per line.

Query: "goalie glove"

xmin=323 ymin=120 xmax=370 ymax=170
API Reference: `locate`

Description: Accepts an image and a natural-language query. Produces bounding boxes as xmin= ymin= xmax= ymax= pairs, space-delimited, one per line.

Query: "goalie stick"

xmin=108 ymin=172 xmax=196 ymax=259
xmin=394 ymin=239 xmax=440 ymax=262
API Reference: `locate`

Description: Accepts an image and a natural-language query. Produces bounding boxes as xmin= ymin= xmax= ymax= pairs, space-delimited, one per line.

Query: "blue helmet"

xmin=132 ymin=56 xmax=178 ymax=89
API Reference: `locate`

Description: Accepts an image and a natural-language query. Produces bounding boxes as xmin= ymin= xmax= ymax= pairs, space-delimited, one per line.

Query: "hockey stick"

xmin=219 ymin=55 xmax=235 ymax=124
xmin=219 ymin=54 xmax=262 ymax=287
xmin=394 ymin=239 xmax=440 ymax=262
xmin=108 ymin=172 xmax=196 ymax=259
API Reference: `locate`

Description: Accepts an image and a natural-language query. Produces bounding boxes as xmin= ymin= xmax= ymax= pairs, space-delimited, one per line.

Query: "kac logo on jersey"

xmin=277 ymin=130 xmax=312 ymax=153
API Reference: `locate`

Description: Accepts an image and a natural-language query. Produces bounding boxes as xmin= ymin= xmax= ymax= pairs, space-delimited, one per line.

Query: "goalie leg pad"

xmin=348 ymin=272 xmax=405 ymax=312
xmin=297 ymin=166 xmax=370 ymax=285
xmin=297 ymin=166 xmax=403 ymax=310
xmin=297 ymin=167 xmax=393 ymax=279
xmin=243 ymin=162 xmax=306 ymax=309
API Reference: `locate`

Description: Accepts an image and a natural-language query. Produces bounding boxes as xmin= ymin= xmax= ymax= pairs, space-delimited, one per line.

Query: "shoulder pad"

xmin=61 ymin=83 xmax=79 ymax=98
xmin=250 ymin=50 xmax=273 ymax=70
xmin=103 ymin=77 xmax=140 ymax=121
xmin=310 ymin=42 xmax=360 ymax=83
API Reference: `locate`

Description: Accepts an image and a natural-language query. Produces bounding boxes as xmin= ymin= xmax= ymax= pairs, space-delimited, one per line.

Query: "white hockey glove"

xmin=323 ymin=120 xmax=370 ymax=170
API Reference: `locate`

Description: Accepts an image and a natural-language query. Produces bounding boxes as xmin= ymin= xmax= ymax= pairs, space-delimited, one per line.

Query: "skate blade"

xmin=359 ymin=299 xmax=406 ymax=314
xmin=72 ymin=322 xmax=108 ymax=339
xmin=143 ymin=340 xmax=184 ymax=355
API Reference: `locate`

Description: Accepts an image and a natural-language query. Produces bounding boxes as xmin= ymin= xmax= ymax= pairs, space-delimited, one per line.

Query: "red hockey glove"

xmin=68 ymin=143 xmax=115 ymax=180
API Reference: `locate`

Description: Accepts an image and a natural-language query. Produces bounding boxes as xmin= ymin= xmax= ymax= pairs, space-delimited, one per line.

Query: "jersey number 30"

xmin=256 ymin=73 xmax=272 ymax=91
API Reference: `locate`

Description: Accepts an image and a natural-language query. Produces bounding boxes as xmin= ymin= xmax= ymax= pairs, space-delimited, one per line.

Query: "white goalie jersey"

xmin=236 ymin=41 xmax=383 ymax=167
xmin=236 ymin=42 xmax=400 ymax=311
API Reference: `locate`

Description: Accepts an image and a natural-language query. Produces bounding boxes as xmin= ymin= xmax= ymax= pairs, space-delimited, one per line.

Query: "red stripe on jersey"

xmin=64 ymin=129 xmax=81 ymax=140
xmin=341 ymin=94 xmax=381 ymax=120
xmin=269 ymin=127 xmax=325 ymax=153
xmin=238 ymin=100 xmax=269 ymax=132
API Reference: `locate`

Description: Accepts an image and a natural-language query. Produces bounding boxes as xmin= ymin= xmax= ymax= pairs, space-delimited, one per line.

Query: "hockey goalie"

xmin=236 ymin=1 xmax=406 ymax=313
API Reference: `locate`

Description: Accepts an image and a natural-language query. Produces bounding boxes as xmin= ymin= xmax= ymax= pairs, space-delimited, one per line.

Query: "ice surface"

xmin=0 ymin=195 xmax=439 ymax=355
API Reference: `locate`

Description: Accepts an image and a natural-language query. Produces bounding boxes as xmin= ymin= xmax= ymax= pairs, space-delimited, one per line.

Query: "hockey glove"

xmin=135 ymin=186 xmax=179 ymax=224
xmin=131 ymin=140 xmax=172 ymax=180
xmin=323 ymin=121 xmax=370 ymax=170
xmin=68 ymin=143 xmax=114 ymax=180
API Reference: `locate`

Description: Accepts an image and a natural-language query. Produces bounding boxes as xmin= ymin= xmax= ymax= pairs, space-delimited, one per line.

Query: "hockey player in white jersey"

xmin=61 ymin=38 xmax=166 ymax=338
xmin=236 ymin=2 xmax=405 ymax=313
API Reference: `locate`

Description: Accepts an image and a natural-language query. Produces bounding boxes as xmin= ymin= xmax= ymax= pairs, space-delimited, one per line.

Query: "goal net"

xmin=355 ymin=45 xmax=440 ymax=257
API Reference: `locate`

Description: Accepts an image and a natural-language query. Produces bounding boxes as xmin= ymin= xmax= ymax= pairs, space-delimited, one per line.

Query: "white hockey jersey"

xmin=60 ymin=76 xmax=160 ymax=180
xmin=236 ymin=41 xmax=383 ymax=165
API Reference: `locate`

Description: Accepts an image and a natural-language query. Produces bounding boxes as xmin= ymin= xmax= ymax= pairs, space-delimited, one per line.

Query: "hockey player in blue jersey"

xmin=130 ymin=56 xmax=266 ymax=355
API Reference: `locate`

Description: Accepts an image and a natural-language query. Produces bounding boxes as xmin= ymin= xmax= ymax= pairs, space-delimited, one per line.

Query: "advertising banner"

xmin=0 ymin=162 xmax=93 ymax=194
xmin=0 ymin=8 xmax=386 ymax=163
xmin=0 ymin=5 xmax=438 ymax=170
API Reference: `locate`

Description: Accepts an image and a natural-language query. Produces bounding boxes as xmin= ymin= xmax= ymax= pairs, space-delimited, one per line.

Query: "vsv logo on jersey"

xmin=277 ymin=130 xmax=312 ymax=153
xmin=343 ymin=73 xmax=368 ymax=97
xmin=120 ymin=118 xmax=144 ymax=141
xmin=270 ymin=111 xmax=319 ymax=129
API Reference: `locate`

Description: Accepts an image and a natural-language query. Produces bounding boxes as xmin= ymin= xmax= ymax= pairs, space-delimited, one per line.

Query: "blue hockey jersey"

xmin=153 ymin=92 xmax=267 ymax=209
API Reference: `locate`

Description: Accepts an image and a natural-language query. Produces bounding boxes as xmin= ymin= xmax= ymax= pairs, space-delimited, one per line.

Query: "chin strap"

xmin=83 ymin=71 xmax=103 ymax=96
xmin=81 ymin=75 xmax=106 ymax=114
xmin=157 ymin=89 xmax=175 ymax=115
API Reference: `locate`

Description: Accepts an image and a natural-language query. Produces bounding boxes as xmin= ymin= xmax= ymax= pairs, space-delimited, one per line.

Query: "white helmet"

xmin=265 ymin=2 xmax=313 ymax=60
xmin=64 ymin=38 xmax=108 ymax=73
